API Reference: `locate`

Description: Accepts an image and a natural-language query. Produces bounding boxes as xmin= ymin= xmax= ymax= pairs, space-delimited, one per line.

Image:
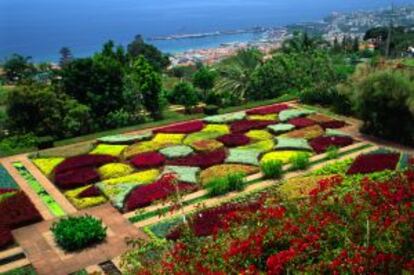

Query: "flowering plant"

xmin=246 ymin=104 xmax=290 ymax=115
xmin=154 ymin=121 xmax=204 ymax=134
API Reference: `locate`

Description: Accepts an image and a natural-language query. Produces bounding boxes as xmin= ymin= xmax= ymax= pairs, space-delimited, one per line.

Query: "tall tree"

xmin=192 ymin=66 xmax=216 ymax=100
xmin=59 ymin=47 xmax=73 ymax=67
xmin=215 ymin=48 xmax=263 ymax=102
xmin=127 ymin=56 xmax=163 ymax=120
xmin=2 ymin=54 xmax=35 ymax=83
xmin=127 ymin=35 xmax=170 ymax=71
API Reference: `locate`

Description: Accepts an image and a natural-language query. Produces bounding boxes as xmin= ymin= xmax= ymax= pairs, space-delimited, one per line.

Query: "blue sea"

xmin=0 ymin=0 xmax=412 ymax=62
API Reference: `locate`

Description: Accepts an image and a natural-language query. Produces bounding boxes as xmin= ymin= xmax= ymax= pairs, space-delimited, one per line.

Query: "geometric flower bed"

xmin=31 ymin=104 xmax=353 ymax=213
xmin=347 ymin=153 xmax=400 ymax=175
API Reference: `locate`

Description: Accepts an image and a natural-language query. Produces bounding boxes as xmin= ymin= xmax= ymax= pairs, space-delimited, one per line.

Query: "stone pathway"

xmin=12 ymin=204 xmax=146 ymax=275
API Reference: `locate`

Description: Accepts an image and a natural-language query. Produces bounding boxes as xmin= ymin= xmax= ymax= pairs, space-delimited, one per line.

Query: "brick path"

xmin=12 ymin=204 xmax=147 ymax=275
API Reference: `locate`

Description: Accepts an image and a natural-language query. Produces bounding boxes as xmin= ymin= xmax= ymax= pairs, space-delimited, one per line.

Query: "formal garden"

xmin=0 ymin=28 xmax=413 ymax=274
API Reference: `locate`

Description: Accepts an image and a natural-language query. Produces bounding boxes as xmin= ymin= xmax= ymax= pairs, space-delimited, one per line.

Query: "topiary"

xmin=51 ymin=215 xmax=107 ymax=251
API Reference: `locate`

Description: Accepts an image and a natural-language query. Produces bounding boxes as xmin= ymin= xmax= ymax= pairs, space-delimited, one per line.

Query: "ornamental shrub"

xmin=97 ymin=163 xmax=134 ymax=180
xmin=167 ymin=149 xmax=226 ymax=169
xmin=203 ymin=105 xmax=219 ymax=115
xmin=352 ymin=70 xmax=414 ymax=146
xmin=32 ymin=157 xmax=64 ymax=177
xmin=261 ymin=160 xmax=283 ymax=179
xmin=290 ymin=152 xmax=310 ymax=171
xmin=217 ymin=133 xmax=250 ymax=147
xmin=310 ymin=136 xmax=353 ymax=154
xmin=51 ymin=215 xmax=107 ymax=251
xmin=55 ymin=167 xmax=100 ymax=189
xmin=206 ymin=172 xmax=246 ymax=197
xmin=54 ymin=154 xmax=117 ymax=174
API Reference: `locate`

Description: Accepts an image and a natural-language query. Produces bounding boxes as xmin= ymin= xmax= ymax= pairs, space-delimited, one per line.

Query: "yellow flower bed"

xmin=97 ymin=163 xmax=135 ymax=180
xmin=123 ymin=141 xmax=163 ymax=159
xmin=90 ymin=144 xmax=127 ymax=157
xmin=32 ymin=157 xmax=64 ymax=176
xmin=201 ymin=124 xmax=230 ymax=134
xmin=238 ymin=139 xmax=275 ymax=153
xmin=248 ymin=114 xmax=278 ymax=121
xmin=101 ymin=169 xmax=160 ymax=186
xmin=246 ymin=130 xmax=273 ymax=141
xmin=277 ymin=175 xmax=327 ymax=200
xmin=261 ymin=150 xmax=310 ymax=164
xmin=65 ymin=185 xmax=107 ymax=209
xmin=152 ymin=133 xmax=185 ymax=146
xmin=200 ymin=164 xmax=259 ymax=185
xmin=184 ymin=128 xmax=228 ymax=145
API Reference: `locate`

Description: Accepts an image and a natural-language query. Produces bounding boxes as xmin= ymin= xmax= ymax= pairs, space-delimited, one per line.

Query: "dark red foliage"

xmin=0 ymin=226 xmax=13 ymax=249
xmin=167 ymin=149 xmax=226 ymax=169
xmin=288 ymin=117 xmax=317 ymax=129
xmin=217 ymin=134 xmax=250 ymax=147
xmin=347 ymin=153 xmax=400 ymax=175
xmin=55 ymin=167 xmax=100 ymax=189
xmin=246 ymin=104 xmax=290 ymax=115
xmin=154 ymin=120 xmax=204 ymax=134
xmin=131 ymin=152 xmax=166 ymax=169
xmin=125 ymin=176 xmax=196 ymax=211
xmin=167 ymin=202 xmax=261 ymax=240
xmin=230 ymin=120 xmax=275 ymax=133
xmin=78 ymin=185 xmax=101 ymax=198
xmin=320 ymin=120 xmax=346 ymax=129
xmin=54 ymin=154 xmax=117 ymax=174
xmin=0 ymin=188 xmax=17 ymax=195
xmin=0 ymin=191 xmax=42 ymax=230
xmin=310 ymin=136 xmax=354 ymax=154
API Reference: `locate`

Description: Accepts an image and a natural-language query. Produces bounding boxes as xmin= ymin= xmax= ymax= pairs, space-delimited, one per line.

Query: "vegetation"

xmin=169 ymin=82 xmax=200 ymax=113
xmin=51 ymin=215 xmax=107 ymax=251
xmin=289 ymin=152 xmax=311 ymax=170
xmin=260 ymin=160 xmax=284 ymax=179
xmin=206 ymin=172 xmax=246 ymax=197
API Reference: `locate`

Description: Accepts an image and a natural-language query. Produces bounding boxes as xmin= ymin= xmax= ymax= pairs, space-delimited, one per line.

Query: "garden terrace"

xmin=28 ymin=103 xmax=356 ymax=214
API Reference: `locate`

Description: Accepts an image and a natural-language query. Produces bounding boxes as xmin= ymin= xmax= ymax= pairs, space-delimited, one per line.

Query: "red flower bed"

xmin=55 ymin=167 xmax=100 ymax=189
xmin=246 ymin=104 xmax=290 ymax=115
xmin=167 ymin=149 xmax=226 ymax=169
xmin=347 ymin=153 xmax=400 ymax=175
xmin=167 ymin=202 xmax=261 ymax=240
xmin=78 ymin=185 xmax=102 ymax=198
xmin=0 ymin=226 xmax=13 ymax=249
xmin=320 ymin=120 xmax=346 ymax=129
xmin=125 ymin=175 xmax=196 ymax=211
xmin=0 ymin=191 xmax=42 ymax=230
xmin=54 ymin=154 xmax=117 ymax=174
xmin=288 ymin=117 xmax=317 ymax=129
xmin=154 ymin=120 xmax=204 ymax=134
xmin=217 ymin=134 xmax=250 ymax=147
xmin=310 ymin=136 xmax=353 ymax=154
xmin=131 ymin=152 xmax=165 ymax=169
xmin=230 ymin=120 xmax=275 ymax=133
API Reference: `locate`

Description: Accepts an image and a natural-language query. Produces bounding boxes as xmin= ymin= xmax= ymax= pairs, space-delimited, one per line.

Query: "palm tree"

xmin=214 ymin=48 xmax=263 ymax=101
xmin=282 ymin=32 xmax=329 ymax=53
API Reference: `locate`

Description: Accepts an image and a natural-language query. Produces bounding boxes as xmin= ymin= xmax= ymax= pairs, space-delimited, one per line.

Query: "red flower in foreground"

xmin=231 ymin=120 xmax=275 ymax=133
xmin=130 ymin=151 xmax=166 ymax=169
xmin=288 ymin=117 xmax=317 ymax=129
xmin=266 ymin=248 xmax=296 ymax=275
xmin=125 ymin=175 xmax=196 ymax=211
xmin=347 ymin=153 xmax=400 ymax=175
xmin=217 ymin=133 xmax=250 ymax=147
xmin=55 ymin=167 xmax=100 ymax=189
xmin=246 ymin=104 xmax=290 ymax=115
xmin=154 ymin=120 xmax=204 ymax=134
xmin=167 ymin=149 xmax=226 ymax=169
xmin=309 ymin=136 xmax=353 ymax=153
xmin=54 ymin=154 xmax=117 ymax=174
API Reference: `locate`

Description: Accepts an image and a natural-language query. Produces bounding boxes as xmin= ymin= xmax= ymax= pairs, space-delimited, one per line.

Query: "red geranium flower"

xmin=167 ymin=149 xmax=226 ymax=169
xmin=310 ymin=136 xmax=353 ymax=153
xmin=289 ymin=117 xmax=317 ymax=129
xmin=246 ymin=104 xmax=290 ymax=115
xmin=130 ymin=151 xmax=166 ymax=169
xmin=347 ymin=153 xmax=400 ymax=175
xmin=55 ymin=167 xmax=100 ymax=189
xmin=231 ymin=120 xmax=275 ymax=133
xmin=54 ymin=154 xmax=117 ymax=174
xmin=154 ymin=120 xmax=204 ymax=134
xmin=217 ymin=133 xmax=250 ymax=147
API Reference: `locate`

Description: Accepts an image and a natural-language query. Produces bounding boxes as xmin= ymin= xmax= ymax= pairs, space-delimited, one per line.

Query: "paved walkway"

xmin=12 ymin=204 xmax=146 ymax=275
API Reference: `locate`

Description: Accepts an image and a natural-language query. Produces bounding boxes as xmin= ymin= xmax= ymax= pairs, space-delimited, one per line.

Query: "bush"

xmin=261 ymin=160 xmax=283 ymax=179
xmin=353 ymin=70 xmax=414 ymax=146
xmin=51 ymin=215 xmax=107 ymax=251
xmin=203 ymin=105 xmax=219 ymax=115
xmin=206 ymin=172 xmax=246 ymax=197
xmin=37 ymin=136 xmax=55 ymax=150
xmin=170 ymin=82 xmax=200 ymax=113
xmin=290 ymin=152 xmax=310 ymax=170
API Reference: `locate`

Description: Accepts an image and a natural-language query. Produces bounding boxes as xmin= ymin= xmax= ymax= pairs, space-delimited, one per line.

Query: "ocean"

xmin=0 ymin=0 xmax=412 ymax=62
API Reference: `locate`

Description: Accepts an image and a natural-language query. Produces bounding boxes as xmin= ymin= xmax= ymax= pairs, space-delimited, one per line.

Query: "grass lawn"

xmin=403 ymin=58 xmax=414 ymax=67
